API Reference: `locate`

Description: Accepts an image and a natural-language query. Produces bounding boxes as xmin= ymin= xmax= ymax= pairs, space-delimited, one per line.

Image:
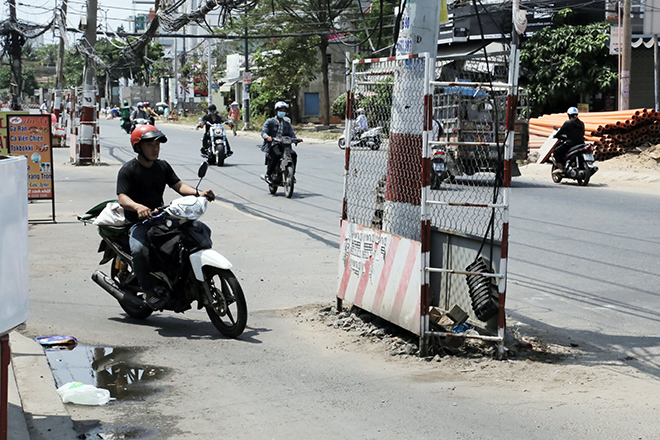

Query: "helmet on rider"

xmin=208 ymin=104 xmax=217 ymax=114
xmin=567 ymin=107 xmax=579 ymax=117
xmin=136 ymin=102 xmax=143 ymax=108
xmin=274 ymin=101 xmax=289 ymax=111
xmin=123 ymin=100 xmax=129 ymax=106
xmin=357 ymin=108 xmax=365 ymax=115
xmin=130 ymin=124 xmax=167 ymax=152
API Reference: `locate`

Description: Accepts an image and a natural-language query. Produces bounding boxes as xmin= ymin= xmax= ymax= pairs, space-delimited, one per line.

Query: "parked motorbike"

xmin=546 ymin=134 xmax=598 ymax=186
xmin=77 ymin=163 xmax=248 ymax=338
xmin=264 ymin=136 xmax=300 ymax=198
xmin=338 ymin=126 xmax=383 ymax=150
xmin=200 ymin=120 xmax=230 ymax=166
xmin=430 ymin=148 xmax=453 ymax=189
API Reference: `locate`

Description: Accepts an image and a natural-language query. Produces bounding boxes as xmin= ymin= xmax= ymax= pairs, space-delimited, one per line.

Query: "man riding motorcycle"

xmin=117 ymin=124 xmax=215 ymax=310
xmin=553 ymin=106 xmax=585 ymax=174
xmin=197 ymin=104 xmax=234 ymax=157
xmin=260 ymin=101 xmax=303 ymax=184
xmin=119 ymin=101 xmax=132 ymax=133
xmin=130 ymin=102 xmax=149 ymax=123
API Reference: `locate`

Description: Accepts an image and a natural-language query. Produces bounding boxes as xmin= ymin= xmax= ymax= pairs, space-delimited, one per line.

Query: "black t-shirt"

xmin=201 ymin=113 xmax=226 ymax=132
xmin=117 ymin=158 xmax=180 ymax=223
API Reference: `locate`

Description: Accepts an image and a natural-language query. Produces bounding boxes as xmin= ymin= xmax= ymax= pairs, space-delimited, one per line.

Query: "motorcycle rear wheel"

xmin=284 ymin=165 xmax=295 ymax=198
xmin=111 ymin=257 xmax=153 ymax=319
xmin=551 ymin=164 xmax=563 ymax=183
xmin=268 ymin=182 xmax=278 ymax=194
xmin=204 ymin=268 xmax=247 ymax=338
xmin=577 ymin=166 xmax=590 ymax=186
xmin=338 ymin=137 xmax=346 ymax=149
xmin=370 ymin=137 xmax=381 ymax=150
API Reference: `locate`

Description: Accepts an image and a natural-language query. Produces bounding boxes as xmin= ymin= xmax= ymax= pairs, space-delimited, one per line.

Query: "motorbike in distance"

xmin=198 ymin=120 xmax=230 ymax=166
xmin=77 ymin=162 xmax=248 ymax=338
xmin=263 ymin=136 xmax=301 ymax=198
xmin=129 ymin=118 xmax=151 ymax=134
xmin=543 ymin=131 xmax=598 ymax=186
xmin=430 ymin=148 xmax=454 ymax=189
xmin=338 ymin=126 xmax=383 ymax=150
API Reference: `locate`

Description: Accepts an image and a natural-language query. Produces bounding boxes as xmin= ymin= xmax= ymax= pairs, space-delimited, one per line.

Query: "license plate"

xmin=583 ymin=153 xmax=594 ymax=161
xmin=488 ymin=150 xmax=499 ymax=159
xmin=432 ymin=162 xmax=445 ymax=171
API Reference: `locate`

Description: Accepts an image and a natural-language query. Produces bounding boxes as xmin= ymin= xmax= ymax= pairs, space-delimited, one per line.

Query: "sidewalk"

xmin=7 ymin=330 xmax=77 ymax=439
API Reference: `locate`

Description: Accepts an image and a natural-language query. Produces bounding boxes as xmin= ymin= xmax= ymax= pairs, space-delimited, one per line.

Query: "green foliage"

xmin=331 ymin=92 xmax=347 ymax=118
xmin=520 ymin=19 xmax=617 ymax=116
xmin=251 ymin=36 xmax=319 ymax=122
xmin=0 ymin=62 xmax=37 ymax=96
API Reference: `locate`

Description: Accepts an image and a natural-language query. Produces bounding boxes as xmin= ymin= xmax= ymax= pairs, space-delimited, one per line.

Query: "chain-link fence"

xmin=343 ymin=55 xmax=428 ymax=241
xmin=428 ymin=51 xmax=513 ymax=242
xmin=340 ymin=50 xmax=518 ymax=356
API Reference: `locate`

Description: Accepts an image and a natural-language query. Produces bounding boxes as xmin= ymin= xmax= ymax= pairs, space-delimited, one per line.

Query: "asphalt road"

xmin=19 ymin=117 xmax=660 ymax=439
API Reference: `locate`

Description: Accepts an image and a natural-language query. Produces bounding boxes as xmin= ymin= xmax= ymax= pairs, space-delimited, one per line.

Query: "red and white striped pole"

xmin=383 ymin=0 xmax=441 ymax=240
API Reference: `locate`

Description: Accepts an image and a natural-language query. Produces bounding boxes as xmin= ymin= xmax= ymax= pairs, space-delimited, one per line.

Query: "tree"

xmin=250 ymin=36 xmax=318 ymax=122
xmin=519 ymin=11 xmax=617 ymax=116
xmin=269 ymin=0 xmax=354 ymax=126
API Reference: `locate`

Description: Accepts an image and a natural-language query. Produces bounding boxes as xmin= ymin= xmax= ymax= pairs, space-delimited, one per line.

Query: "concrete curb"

xmin=9 ymin=331 xmax=77 ymax=439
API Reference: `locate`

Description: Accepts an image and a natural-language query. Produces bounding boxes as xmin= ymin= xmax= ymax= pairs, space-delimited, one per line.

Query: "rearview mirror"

xmin=198 ymin=162 xmax=208 ymax=178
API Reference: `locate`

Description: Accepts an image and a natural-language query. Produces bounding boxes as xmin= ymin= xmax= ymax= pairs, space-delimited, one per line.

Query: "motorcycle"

xmin=430 ymin=148 xmax=453 ymax=189
xmin=130 ymin=118 xmax=151 ymax=134
xmin=200 ymin=120 xmax=230 ymax=166
xmin=120 ymin=118 xmax=132 ymax=134
xmin=338 ymin=126 xmax=383 ymax=150
xmin=264 ymin=136 xmax=300 ymax=198
xmin=546 ymin=133 xmax=598 ymax=186
xmin=77 ymin=163 xmax=248 ymax=338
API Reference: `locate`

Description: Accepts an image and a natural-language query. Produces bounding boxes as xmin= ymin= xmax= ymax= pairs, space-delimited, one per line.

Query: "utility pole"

xmin=382 ymin=0 xmax=441 ymax=238
xmin=8 ymin=0 xmax=23 ymax=109
xmin=207 ymin=39 xmax=212 ymax=105
xmin=79 ymin=0 xmax=98 ymax=163
xmin=55 ymin=0 xmax=68 ymax=90
xmin=620 ymin=0 xmax=631 ymax=110
xmin=243 ymin=11 xmax=250 ymax=130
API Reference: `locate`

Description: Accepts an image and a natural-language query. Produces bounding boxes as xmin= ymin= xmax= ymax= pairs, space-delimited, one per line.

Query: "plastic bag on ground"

xmin=57 ymin=381 xmax=111 ymax=405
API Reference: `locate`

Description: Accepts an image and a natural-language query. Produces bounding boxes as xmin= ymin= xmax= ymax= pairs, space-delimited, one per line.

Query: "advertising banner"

xmin=7 ymin=114 xmax=54 ymax=200
xmin=0 ymin=111 xmax=29 ymax=156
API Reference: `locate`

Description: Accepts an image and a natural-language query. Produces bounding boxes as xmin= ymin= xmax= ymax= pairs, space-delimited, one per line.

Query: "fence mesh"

xmin=343 ymin=56 xmax=427 ymax=241
xmin=429 ymin=52 xmax=512 ymax=243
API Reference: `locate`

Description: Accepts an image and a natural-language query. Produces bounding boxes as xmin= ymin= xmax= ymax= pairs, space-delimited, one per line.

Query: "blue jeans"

xmin=129 ymin=217 xmax=164 ymax=292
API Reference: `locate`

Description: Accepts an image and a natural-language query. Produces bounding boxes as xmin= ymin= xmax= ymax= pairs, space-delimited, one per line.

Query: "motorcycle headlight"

xmin=213 ymin=128 xmax=223 ymax=135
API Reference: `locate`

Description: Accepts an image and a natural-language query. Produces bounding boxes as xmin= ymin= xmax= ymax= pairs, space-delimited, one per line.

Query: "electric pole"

xmin=79 ymin=0 xmax=98 ymax=163
xmin=8 ymin=0 xmax=23 ymax=109
xmin=620 ymin=0 xmax=631 ymax=110
xmin=243 ymin=12 xmax=250 ymax=130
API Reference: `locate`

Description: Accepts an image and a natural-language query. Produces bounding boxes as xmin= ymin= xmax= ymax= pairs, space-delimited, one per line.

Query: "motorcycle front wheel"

xmin=204 ymin=268 xmax=247 ymax=338
xmin=111 ymin=257 xmax=153 ymax=320
xmin=216 ymin=151 xmax=225 ymax=167
xmin=284 ymin=165 xmax=295 ymax=198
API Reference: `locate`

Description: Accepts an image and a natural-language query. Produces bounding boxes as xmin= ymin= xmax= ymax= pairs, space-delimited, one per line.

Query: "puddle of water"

xmin=44 ymin=343 xmax=169 ymax=401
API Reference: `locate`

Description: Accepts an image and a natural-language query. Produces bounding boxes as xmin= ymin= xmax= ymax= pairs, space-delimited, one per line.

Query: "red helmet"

xmin=130 ymin=124 xmax=167 ymax=150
